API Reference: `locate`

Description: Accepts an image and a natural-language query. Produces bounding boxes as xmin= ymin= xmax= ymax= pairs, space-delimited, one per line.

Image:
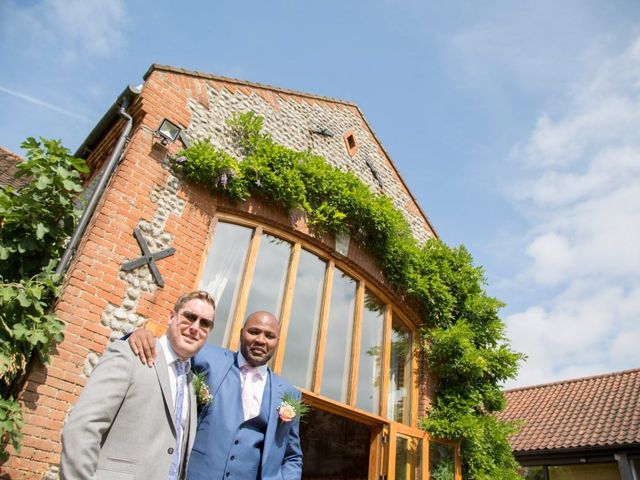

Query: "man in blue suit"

xmin=129 ymin=311 xmax=302 ymax=480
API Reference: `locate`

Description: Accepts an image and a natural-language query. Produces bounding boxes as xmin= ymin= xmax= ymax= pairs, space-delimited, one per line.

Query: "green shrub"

xmin=0 ymin=137 xmax=86 ymax=460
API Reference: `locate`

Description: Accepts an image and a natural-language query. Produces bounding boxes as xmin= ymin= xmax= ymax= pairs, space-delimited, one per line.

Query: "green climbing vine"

xmin=174 ymin=112 xmax=524 ymax=479
xmin=0 ymin=138 xmax=87 ymax=461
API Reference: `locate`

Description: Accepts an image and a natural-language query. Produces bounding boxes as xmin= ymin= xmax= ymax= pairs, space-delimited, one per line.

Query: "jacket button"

xmin=230 ymin=456 xmax=235 ymax=460
xmin=234 ymin=440 xmax=239 ymax=445
xmin=168 ymin=448 xmax=174 ymax=454
xmin=226 ymin=473 xmax=230 ymax=477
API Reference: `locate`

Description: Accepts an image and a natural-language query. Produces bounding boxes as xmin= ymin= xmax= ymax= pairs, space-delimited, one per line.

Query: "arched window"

xmin=199 ymin=215 xmax=418 ymax=421
xmin=197 ymin=215 xmax=461 ymax=479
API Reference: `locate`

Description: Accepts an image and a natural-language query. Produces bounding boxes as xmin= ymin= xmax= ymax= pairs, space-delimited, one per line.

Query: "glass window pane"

xmin=199 ymin=222 xmax=253 ymax=347
xmin=549 ymin=463 xmax=619 ymax=480
xmin=396 ymin=435 xmax=422 ymax=480
xmin=244 ymin=233 xmax=292 ymax=319
xmin=320 ymin=269 xmax=357 ymax=402
xmin=300 ymin=407 xmax=371 ymax=479
xmin=281 ymin=249 xmax=326 ymax=389
xmin=355 ymin=290 xmax=385 ymax=413
xmin=429 ymin=442 xmax=455 ymax=480
xmin=520 ymin=466 xmax=545 ymax=480
xmin=387 ymin=316 xmax=412 ymax=423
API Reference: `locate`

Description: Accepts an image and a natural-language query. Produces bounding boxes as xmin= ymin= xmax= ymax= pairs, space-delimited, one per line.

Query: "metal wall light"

xmin=156 ymin=119 xmax=181 ymax=145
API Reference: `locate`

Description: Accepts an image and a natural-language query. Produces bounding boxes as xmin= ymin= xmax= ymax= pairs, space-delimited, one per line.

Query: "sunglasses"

xmin=179 ymin=310 xmax=214 ymax=331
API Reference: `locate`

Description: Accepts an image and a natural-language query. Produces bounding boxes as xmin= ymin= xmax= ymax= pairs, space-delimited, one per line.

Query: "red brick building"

xmin=1 ymin=65 xmax=461 ymax=479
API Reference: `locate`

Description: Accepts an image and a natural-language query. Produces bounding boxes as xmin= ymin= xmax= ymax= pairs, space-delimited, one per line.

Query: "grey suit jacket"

xmin=60 ymin=340 xmax=197 ymax=480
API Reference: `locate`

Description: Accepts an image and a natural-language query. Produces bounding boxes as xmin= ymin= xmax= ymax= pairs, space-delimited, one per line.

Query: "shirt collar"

xmin=159 ymin=335 xmax=191 ymax=372
xmin=237 ymin=351 xmax=268 ymax=378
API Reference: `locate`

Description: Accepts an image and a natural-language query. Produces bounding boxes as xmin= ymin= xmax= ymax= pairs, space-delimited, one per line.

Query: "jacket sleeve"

xmin=60 ymin=342 xmax=133 ymax=480
xmin=281 ymin=387 xmax=303 ymax=480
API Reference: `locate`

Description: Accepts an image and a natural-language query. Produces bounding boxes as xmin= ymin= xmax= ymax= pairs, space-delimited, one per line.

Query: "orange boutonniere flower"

xmin=277 ymin=393 xmax=308 ymax=422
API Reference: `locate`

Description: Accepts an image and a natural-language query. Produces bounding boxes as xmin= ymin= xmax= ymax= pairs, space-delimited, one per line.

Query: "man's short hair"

xmin=173 ymin=290 xmax=216 ymax=314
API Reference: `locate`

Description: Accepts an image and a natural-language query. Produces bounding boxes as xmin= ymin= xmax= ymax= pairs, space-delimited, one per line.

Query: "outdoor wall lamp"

xmin=156 ymin=118 xmax=182 ymax=145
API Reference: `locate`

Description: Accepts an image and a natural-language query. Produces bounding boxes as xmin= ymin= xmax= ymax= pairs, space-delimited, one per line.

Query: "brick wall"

xmin=1 ymin=67 xmax=435 ymax=478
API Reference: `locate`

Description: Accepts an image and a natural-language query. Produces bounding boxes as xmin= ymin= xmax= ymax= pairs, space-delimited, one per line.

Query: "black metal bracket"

xmin=365 ymin=156 xmax=384 ymax=189
xmin=121 ymin=227 xmax=175 ymax=288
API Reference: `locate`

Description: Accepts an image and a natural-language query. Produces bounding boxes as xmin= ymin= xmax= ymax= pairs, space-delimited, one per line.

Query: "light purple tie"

xmin=241 ymin=364 xmax=259 ymax=420
xmin=168 ymin=360 xmax=188 ymax=480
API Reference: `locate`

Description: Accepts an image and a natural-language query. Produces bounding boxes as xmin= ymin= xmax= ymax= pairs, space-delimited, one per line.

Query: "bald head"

xmin=240 ymin=311 xmax=280 ymax=366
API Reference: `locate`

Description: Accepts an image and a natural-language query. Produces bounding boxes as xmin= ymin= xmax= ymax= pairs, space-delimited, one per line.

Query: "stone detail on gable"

xmin=185 ymin=84 xmax=431 ymax=244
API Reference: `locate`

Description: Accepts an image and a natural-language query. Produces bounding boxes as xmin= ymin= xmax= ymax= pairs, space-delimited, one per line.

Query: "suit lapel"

xmin=154 ymin=349 xmax=177 ymax=435
xmin=262 ymin=369 xmax=283 ymax=465
xmin=208 ymin=350 xmax=235 ymax=397
xmin=186 ymin=371 xmax=197 ymax=453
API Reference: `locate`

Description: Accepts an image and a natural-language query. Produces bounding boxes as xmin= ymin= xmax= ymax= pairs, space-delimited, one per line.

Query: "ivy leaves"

xmin=0 ymin=398 xmax=23 ymax=462
xmin=416 ymin=242 xmax=524 ymax=479
xmin=0 ymin=273 xmax=65 ymax=387
xmin=0 ymin=138 xmax=85 ymax=460
xmin=0 ymin=137 xmax=88 ymax=280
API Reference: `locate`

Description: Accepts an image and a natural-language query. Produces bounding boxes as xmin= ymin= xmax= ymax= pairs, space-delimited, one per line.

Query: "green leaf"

xmin=11 ymin=323 xmax=28 ymax=339
xmin=68 ymin=157 xmax=89 ymax=173
xmin=0 ymin=286 xmax=17 ymax=302
xmin=36 ymin=175 xmax=52 ymax=190
xmin=35 ymin=223 xmax=49 ymax=240
xmin=62 ymin=179 xmax=77 ymax=191
xmin=56 ymin=166 xmax=71 ymax=179
xmin=30 ymin=330 xmax=48 ymax=346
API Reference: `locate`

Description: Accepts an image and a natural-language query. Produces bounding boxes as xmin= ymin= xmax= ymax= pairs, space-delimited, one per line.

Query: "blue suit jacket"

xmin=187 ymin=344 xmax=302 ymax=480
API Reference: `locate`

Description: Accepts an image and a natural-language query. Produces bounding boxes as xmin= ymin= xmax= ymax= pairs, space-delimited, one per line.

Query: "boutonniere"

xmin=278 ymin=393 xmax=309 ymax=422
xmin=193 ymin=371 xmax=213 ymax=406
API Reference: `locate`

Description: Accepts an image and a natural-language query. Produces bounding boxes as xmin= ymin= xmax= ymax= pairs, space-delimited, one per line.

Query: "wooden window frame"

xmin=427 ymin=437 xmax=463 ymax=480
xmin=197 ymin=214 xmax=462 ymax=479
xmin=200 ymin=214 xmax=421 ymax=421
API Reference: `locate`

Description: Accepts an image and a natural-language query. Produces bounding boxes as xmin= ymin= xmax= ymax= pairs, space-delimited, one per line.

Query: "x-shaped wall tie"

xmin=121 ymin=227 xmax=176 ymax=288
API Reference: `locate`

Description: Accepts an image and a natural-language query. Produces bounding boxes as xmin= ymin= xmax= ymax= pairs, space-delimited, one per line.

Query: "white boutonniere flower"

xmin=193 ymin=371 xmax=213 ymax=406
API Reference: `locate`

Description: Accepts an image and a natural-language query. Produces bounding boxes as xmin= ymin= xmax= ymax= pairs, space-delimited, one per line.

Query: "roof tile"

xmin=0 ymin=146 xmax=27 ymax=189
xmin=498 ymin=368 xmax=640 ymax=452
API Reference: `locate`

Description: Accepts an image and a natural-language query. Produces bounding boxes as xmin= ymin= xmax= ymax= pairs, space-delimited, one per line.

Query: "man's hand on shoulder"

xmin=127 ymin=328 xmax=158 ymax=367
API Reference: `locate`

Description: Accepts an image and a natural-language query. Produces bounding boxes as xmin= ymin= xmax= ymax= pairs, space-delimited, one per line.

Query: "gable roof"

xmin=499 ymin=368 xmax=640 ymax=452
xmin=0 ymin=146 xmax=27 ymax=189
xmin=143 ymin=64 xmax=438 ymax=240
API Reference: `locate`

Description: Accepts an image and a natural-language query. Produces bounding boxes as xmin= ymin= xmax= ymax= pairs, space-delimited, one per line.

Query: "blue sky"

xmin=2 ymin=0 xmax=639 ymax=387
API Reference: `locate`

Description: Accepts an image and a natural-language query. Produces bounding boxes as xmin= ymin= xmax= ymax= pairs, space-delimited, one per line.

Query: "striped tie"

xmin=168 ymin=360 xmax=189 ymax=480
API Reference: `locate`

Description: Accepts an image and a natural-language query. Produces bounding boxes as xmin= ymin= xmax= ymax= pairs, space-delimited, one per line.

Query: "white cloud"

xmin=505 ymin=33 xmax=640 ymax=387
xmin=525 ymin=233 xmax=571 ymax=286
xmin=506 ymin=285 xmax=640 ymax=387
xmin=1 ymin=0 xmax=127 ymax=62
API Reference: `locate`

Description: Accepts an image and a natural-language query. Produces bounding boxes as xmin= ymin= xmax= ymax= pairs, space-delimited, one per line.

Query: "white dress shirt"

xmin=237 ymin=352 xmax=268 ymax=420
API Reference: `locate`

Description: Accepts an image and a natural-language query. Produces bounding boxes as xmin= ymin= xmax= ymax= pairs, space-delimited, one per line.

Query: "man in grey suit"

xmin=128 ymin=311 xmax=303 ymax=480
xmin=60 ymin=290 xmax=216 ymax=480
